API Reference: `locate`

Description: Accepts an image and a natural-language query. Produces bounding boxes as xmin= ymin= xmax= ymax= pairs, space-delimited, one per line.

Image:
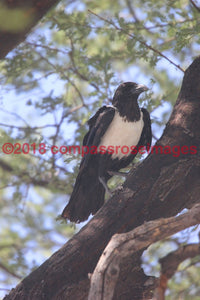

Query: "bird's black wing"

xmin=82 ymin=106 xmax=115 ymax=147
xmin=138 ymin=108 xmax=152 ymax=149
xmin=81 ymin=106 xmax=115 ymax=167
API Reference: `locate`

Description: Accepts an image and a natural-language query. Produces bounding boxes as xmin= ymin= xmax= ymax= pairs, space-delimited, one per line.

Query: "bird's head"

xmin=112 ymin=82 xmax=148 ymax=106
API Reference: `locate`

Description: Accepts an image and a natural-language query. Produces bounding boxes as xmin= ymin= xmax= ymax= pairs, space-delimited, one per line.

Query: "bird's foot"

xmin=99 ymin=176 xmax=113 ymax=196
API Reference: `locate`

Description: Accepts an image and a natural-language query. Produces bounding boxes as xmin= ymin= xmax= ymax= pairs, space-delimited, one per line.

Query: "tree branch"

xmin=154 ymin=243 xmax=200 ymax=300
xmin=0 ymin=0 xmax=61 ymax=59
xmin=0 ymin=262 xmax=22 ymax=280
xmin=88 ymin=10 xmax=185 ymax=73
xmin=88 ymin=204 xmax=200 ymax=300
xmin=190 ymin=0 xmax=200 ymax=13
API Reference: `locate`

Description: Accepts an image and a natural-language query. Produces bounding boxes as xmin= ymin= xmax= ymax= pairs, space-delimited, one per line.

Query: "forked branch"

xmin=88 ymin=204 xmax=200 ymax=300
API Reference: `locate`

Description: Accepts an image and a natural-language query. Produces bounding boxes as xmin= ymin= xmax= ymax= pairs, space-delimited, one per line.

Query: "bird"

xmin=61 ymin=82 xmax=152 ymax=223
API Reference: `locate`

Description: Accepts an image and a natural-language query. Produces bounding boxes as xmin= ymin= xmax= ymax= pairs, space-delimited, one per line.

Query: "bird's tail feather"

xmin=61 ymin=168 xmax=105 ymax=223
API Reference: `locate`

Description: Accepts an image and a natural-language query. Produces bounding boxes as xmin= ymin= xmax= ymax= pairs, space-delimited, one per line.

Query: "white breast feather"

xmin=99 ymin=111 xmax=144 ymax=159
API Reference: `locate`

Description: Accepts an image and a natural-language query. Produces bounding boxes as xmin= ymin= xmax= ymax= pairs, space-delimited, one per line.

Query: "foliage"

xmin=0 ymin=0 xmax=200 ymax=298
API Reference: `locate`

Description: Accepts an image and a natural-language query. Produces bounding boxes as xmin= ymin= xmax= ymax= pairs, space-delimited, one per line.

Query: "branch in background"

xmin=0 ymin=103 xmax=83 ymax=187
xmin=37 ymin=52 xmax=86 ymax=105
xmin=0 ymin=159 xmax=68 ymax=190
xmin=125 ymin=1 xmax=195 ymax=33
xmin=0 ymin=103 xmax=84 ymax=132
xmin=154 ymin=243 xmax=200 ymax=300
xmin=190 ymin=0 xmax=200 ymax=13
xmin=88 ymin=10 xmax=185 ymax=73
xmin=69 ymin=38 xmax=100 ymax=92
xmin=26 ymin=42 xmax=70 ymax=55
xmin=0 ymin=0 xmax=61 ymax=59
xmin=88 ymin=204 xmax=200 ymax=300
xmin=0 ymin=122 xmax=56 ymax=131
xmin=0 ymin=159 xmax=13 ymax=172
xmin=0 ymin=262 xmax=22 ymax=280
xmin=126 ymin=0 xmax=153 ymax=34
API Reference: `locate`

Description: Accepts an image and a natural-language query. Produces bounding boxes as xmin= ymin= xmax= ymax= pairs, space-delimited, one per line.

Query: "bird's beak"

xmin=134 ymin=84 xmax=149 ymax=94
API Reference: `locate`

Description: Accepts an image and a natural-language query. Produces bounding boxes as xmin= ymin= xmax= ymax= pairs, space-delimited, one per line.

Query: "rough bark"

xmin=0 ymin=0 xmax=60 ymax=59
xmin=4 ymin=57 xmax=200 ymax=300
xmin=88 ymin=204 xmax=200 ymax=300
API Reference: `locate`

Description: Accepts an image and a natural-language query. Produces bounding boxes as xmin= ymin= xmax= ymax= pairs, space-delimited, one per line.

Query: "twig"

xmin=37 ymin=52 xmax=85 ymax=105
xmin=190 ymin=0 xmax=200 ymax=12
xmin=0 ymin=122 xmax=56 ymax=130
xmin=0 ymin=262 xmax=22 ymax=280
xmin=0 ymin=108 xmax=29 ymax=126
xmin=144 ymin=18 xmax=195 ymax=30
xmin=69 ymin=38 xmax=100 ymax=91
xmin=88 ymin=10 xmax=185 ymax=73
xmin=26 ymin=42 xmax=70 ymax=55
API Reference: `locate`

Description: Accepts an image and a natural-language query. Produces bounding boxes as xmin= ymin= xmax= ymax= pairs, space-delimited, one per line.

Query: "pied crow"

xmin=61 ymin=82 xmax=152 ymax=223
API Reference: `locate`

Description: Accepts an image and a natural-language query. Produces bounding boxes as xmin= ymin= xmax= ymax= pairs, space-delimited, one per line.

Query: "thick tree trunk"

xmin=0 ymin=0 xmax=60 ymax=59
xmin=4 ymin=57 xmax=200 ymax=300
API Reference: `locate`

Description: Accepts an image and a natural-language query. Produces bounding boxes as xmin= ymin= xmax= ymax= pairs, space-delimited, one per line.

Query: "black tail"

xmin=61 ymin=167 xmax=105 ymax=223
